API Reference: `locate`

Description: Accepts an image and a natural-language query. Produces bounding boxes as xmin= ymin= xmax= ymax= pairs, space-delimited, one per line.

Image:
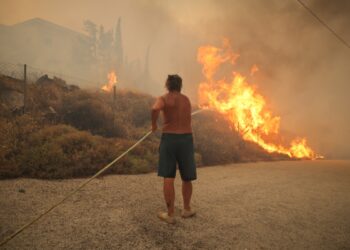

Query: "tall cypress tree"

xmin=114 ymin=18 xmax=123 ymax=70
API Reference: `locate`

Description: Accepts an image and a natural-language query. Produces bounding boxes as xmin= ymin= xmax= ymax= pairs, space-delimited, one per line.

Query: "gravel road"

xmin=1 ymin=160 xmax=349 ymax=249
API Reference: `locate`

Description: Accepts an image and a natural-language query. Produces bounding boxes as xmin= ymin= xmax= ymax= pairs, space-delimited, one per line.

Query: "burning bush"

xmin=192 ymin=111 xmax=289 ymax=165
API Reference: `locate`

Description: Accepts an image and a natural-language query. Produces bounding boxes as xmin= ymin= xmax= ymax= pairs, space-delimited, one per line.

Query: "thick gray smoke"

xmin=0 ymin=0 xmax=349 ymax=158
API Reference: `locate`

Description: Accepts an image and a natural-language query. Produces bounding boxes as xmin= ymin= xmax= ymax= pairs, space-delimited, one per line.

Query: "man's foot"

xmin=181 ymin=209 xmax=196 ymax=218
xmin=157 ymin=212 xmax=176 ymax=224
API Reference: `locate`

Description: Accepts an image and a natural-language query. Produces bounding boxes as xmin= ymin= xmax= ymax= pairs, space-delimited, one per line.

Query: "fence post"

xmin=23 ymin=64 xmax=27 ymax=114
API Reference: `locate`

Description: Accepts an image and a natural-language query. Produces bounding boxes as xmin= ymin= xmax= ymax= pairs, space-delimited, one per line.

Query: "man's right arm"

xmin=151 ymin=97 xmax=165 ymax=132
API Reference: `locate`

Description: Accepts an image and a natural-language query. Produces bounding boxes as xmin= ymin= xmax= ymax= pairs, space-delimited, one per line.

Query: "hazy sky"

xmin=0 ymin=0 xmax=215 ymax=29
xmin=0 ymin=0 xmax=349 ymax=158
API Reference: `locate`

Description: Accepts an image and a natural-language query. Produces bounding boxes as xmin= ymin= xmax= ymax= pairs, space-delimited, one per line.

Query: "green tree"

xmin=114 ymin=18 xmax=123 ymax=70
xmin=83 ymin=20 xmax=98 ymax=60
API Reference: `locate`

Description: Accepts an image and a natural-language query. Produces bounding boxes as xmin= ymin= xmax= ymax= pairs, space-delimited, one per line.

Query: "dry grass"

xmin=0 ymin=76 xmax=287 ymax=179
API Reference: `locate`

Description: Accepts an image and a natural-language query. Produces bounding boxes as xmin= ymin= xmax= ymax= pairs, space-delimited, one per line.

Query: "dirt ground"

xmin=0 ymin=160 xmax=349 ymax=249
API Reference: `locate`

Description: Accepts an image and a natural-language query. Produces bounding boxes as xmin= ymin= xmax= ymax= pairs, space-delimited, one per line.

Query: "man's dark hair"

xmin=166 ymin=74 xmax=182 ymax=92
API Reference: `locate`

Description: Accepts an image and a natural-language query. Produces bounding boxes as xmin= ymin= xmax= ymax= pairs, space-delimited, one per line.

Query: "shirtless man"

xmin=151 ymin=74 xmax=197 ymax=224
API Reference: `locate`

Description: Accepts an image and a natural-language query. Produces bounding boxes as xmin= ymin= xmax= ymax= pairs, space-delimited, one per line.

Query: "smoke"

xmin=153 ymin=0 xmax=350 ymax=159
xmin=0 ymin=0 xmax=349 ymax=158
xmin=169 ymin=0 xmax=350 ymax=159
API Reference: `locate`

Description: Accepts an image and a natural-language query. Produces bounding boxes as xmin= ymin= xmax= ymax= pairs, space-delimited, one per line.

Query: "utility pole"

xmin=23 ymin=64 xmax=27 ymax=114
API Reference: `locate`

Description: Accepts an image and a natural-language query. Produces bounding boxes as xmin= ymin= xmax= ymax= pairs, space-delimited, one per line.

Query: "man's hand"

xmin=152 ymin=123 xmax=158 ymax=133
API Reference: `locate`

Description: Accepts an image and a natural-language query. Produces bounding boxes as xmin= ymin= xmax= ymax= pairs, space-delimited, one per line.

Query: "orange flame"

xmin=198 ymin=41 xmax=321 ymax=159
xmin=101 ymin=71 xmax=117 ymax=92
xmin=250 ymin=64 xmax=259 ymax=76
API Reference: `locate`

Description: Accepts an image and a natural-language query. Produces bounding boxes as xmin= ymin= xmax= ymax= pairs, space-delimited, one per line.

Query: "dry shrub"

xmin=20 ymin=125 xmax=115 ymax=178
xmin=0 ymin=118 xmax=20 ymax=177
xmin=18 ymin=125 xmax=157 ymax=179
xmin=116 ymin=139 xmax=158 ymax=175
xmin=114 ymin=91 xmax=154 ymax=128
xmin=0 ymin=122 xmax=158 ymax=179
xmin=62 ymin=91 xmax=112 ymax=133
xmin=193 ymin=111 xmax=241 ymax=165
xmin=195 ymin=153 xmax=203 ymax=167
xmin=0 ymin=74 xmax=288 ymax=180
xmin=61 ymin=91 xmax=133 ymax=138
xmin=192 ymin=110 xmax=287 ymax=166
xmin=0 ymin=115 xmax=39 ymax=178
xmin=27 ymin=81 xmax=72 ymax=115
xmin=2 ymin=77 xmax=153 ymax=139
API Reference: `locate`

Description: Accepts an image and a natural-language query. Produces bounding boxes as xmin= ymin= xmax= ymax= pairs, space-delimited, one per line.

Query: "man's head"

xmin=166 ymin=74 xmax=182 ymax=92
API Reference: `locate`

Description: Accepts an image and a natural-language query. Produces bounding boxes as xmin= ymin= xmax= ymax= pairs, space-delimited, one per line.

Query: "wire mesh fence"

xmin=0 ymin=61 xmax=98 ymax=87
xmin=0 ymin=61 xmax=102 ymax=115
xmin=0 ymin=61 xmax=24 ymax=80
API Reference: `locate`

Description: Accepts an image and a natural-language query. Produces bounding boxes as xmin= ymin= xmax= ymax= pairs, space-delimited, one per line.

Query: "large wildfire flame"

xmin=198 ymin=40 xmax=320 ymax=159
xmin=101 ymin=71 xmax=117 ymax=92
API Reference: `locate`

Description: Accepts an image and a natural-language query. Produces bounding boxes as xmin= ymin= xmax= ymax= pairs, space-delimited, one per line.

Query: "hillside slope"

xmin=0 ymin=18 xmax=91 ymax=79
xmin=0 ymin=75 xmax=288 ymax=179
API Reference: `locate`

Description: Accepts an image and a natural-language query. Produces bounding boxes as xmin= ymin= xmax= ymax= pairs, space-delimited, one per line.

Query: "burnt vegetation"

xmin=0 ymin=74 xmax=288 ymax=179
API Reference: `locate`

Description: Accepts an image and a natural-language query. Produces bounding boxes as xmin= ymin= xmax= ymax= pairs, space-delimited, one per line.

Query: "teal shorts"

xmin=158 ymin=133 xmax=197 ymax=181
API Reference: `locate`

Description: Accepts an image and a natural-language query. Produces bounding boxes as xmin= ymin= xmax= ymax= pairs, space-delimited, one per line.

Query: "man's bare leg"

xmin=182 ymin=181 xmax=196 ymax=218
xmin=182 ymin=181 xmax=192 ymax=210
xmin=163 ymin=178 xmax=175 ymax=216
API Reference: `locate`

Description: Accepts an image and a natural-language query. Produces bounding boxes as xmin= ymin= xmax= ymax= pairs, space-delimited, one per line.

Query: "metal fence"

xmin=0 ymin=61 xmax=97 ymax=87
xmin=0 ymin=61 xmax=102 ymax=115
xmin=0 ymin=61 xmax=24 ymax=80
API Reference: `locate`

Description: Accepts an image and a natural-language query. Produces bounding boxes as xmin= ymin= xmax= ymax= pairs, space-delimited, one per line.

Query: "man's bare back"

xmin=152 ymin=92 xmax=192 ymax=134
